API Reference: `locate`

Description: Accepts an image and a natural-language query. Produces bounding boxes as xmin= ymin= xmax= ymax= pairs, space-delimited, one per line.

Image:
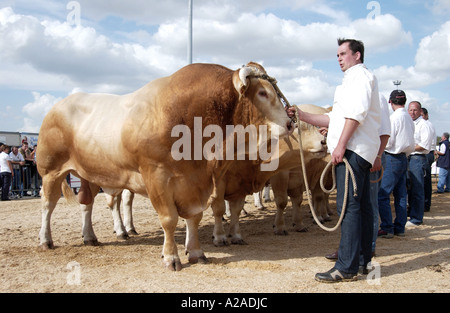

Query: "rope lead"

xmin=295 ymin=109 xmax=357 ymax=232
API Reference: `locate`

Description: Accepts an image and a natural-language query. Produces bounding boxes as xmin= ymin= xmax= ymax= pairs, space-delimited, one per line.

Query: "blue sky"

xmin=1 ymin=0 xmax=449 ymax=138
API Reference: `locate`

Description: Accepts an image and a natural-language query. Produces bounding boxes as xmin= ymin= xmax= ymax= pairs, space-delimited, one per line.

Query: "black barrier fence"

xmin=9 ymin=163 xmax=41 ymax=199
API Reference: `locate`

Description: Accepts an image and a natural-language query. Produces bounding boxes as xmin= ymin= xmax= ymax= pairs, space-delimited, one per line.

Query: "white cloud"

xmin=415 ymin=21 xmax=450 ymax=80
xmin=20 ymin=92 xmax=62 ymax=133
xmin=0 ymin=7 xmax=185 ymax=94
xmin=428 ymin=0 xmax=450 ymax=15
xmin=374 ymin=20 xmax=450 ymax=93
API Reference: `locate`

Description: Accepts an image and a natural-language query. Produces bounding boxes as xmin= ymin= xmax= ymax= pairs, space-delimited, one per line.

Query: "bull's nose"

xmin=286 ymin=120 xmax=295 ymax=134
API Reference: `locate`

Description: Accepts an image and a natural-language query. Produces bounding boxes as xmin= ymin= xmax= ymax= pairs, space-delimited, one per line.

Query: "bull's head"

xmin=296 ymin=104 xmax=328 ymax=157
xmin=232 ymin=62 xmax=294 ymax=139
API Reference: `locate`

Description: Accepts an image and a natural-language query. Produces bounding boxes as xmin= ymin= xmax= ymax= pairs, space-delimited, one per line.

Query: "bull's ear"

xmin=233 ymin=67 xmax=253 ymax=96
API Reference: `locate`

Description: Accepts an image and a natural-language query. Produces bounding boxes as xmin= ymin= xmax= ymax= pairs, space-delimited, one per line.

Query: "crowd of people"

xmin=0 ymin=140 xmax=41 ymax=201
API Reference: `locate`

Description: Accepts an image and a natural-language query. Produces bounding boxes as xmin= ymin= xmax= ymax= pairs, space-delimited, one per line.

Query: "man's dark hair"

xmin=338 ymin=38 xmax=365 ymax=63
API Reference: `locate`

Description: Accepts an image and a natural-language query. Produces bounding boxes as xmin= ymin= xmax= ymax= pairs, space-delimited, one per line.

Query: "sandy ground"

xmin=0 ymin=182 xmax=449 ymax=294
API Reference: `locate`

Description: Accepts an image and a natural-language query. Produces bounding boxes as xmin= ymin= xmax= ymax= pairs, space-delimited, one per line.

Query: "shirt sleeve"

xmin=340 ymin=72 xmax=373 ymax=124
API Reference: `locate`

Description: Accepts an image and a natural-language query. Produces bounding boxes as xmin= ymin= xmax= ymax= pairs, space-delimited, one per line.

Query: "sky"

xmin=0 ymin=0 xmax=449 ymax=138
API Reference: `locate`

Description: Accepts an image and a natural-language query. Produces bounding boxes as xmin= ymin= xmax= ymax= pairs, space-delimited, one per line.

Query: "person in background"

xmin=421 ymin=108 xmax=436 ymax=212
xmin=0 ymin=144 xmax=14 ymax=201
xmin=406 ymin=101 xmax=433 ymax=227
xmin=9 ymin=146 xmax=25 ymax=198
xmin=378 ymin=90 xmax=415 ymax=238
xmin=435 ymin=132 xmax=450 ymax=193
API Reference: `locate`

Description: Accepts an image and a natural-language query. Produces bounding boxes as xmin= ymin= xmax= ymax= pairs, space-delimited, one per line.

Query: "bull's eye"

xmin=258 ymin=90 xmax=268 ymax=98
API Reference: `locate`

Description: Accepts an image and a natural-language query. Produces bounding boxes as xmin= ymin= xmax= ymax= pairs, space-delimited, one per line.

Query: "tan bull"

xmin=271 ymin=155 xmax=333 ymax=235
xmin=210 ymin=104 xmax=329 ymax=246
xmin=37 ymin=62 xmax=294 ymax=271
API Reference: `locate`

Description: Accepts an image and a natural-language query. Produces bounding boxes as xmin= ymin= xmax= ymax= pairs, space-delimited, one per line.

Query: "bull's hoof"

xmin=188 ymin=255 xmax=209 ymax=265
xmin=39 ymin=242 xmax=54 ymax=250
xmin=163 ymin=258 xmax=182 ymax=271
xmin=293 ymin=224 xmax=309 ymax=232
xmin=230 ymin=238 xmax=248 ymax=245
xmin=213 ymin=236 xmax=230 ymax=247
xmin=274 ymin=229 xmax=289 ymax=236
xmin=127 ymin=229 xmax=139 ymax=236
xmin=83 ymin=239 xmax=100 ymax=246
xmin=323 ymin=216 xmax=332 ymax=222
xmin=116 ymin=233 xmax=130 ymax=241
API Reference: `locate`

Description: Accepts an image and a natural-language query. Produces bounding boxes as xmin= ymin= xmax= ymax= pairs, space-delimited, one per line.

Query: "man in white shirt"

xmin=421 ymin=108 xmax=436 ymax=212
xmin=9 ymin=146 xmax=25 ymax=198
xmin=407 ymin=101 xmax=434 ymax=226
xmin=0 ymin=144 xmax=14 ymax=201
xmin=289 ymin=38 xmax=381 ymax=282
xmin=378 ymin=90 xmax=415 ymax=238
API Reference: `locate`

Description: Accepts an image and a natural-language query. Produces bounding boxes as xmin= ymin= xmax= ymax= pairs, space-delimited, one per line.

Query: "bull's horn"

xmin=239 ymin=66 xmax=263 ymax=87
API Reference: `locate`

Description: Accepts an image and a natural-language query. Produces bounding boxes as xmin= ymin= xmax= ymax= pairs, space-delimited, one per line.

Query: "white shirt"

xmin=379 ymin=94 xmax=391 ymax=137
xmin=326 ymin=64 xmax=381 ymax=165
xmin=424 ymin=119 xmax=436 ymax=150
xmin=385 ymin=107 xmax=415 ymax=156
xmin=0 ymin=151 xmax=12 ymax=174
xmin=439 ymin=141 xmax=447 ymax=155
xmin=411 ymin=116 xmax=433 ymax=155
xmin=9 ymin=151 xmax=25 ymax=170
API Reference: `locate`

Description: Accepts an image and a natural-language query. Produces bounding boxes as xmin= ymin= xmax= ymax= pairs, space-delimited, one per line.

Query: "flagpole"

xmin=188 ymin=0 xmax=193 ymax=64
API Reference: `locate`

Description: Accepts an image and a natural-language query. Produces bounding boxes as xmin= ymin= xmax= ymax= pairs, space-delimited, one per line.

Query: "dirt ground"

xmin=1 ymin=181 xmax=449 ymax=293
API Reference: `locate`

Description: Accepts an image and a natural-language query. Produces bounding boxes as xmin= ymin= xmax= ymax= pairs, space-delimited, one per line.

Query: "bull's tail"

xmin=61 ymin=180 xmax=79 ymax=206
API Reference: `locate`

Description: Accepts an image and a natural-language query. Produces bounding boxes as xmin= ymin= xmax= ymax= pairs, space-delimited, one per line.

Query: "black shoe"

xmin=315 ymin=268 xmax=357 ymax=283
xmin=325 ymin=250 xmax=338 ymax=260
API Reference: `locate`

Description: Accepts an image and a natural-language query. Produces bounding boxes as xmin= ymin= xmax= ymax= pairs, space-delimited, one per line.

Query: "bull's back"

xmin=37 ymin=92 xmax=136 ymax=179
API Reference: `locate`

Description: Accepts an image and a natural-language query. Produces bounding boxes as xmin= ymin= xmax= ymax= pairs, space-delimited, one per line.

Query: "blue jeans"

xmin=12 ymin=168 xmax=23 ymax=196
xmin=437 ymin=167 xmax=450 ymax=192
xmin=378 ymin=153 xmax=408 ymax=234
xmin=408 ymin=155 xmax=427 ymax=225
xmin=1 ymin=172 xmax=12 ymax=201
xmin=335 ymin=150 xmax=373 ymax=274
xmin=370 ymin=167 xmax=382 ymax=252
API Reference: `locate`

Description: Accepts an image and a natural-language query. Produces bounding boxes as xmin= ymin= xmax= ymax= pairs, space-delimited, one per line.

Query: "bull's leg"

xmin=39 ymin=174 xmax=65 ymax=250
xmin=271 ymin=173 xmax=289 ymax=236
xmin=212 ymin=199 xmax=229 ymax=246
xmin=228 ymin=197 xmax=247 ymax=245
xmin=39 ymin=198 xmax=57 ymax=250
xmin=158 ymin=208 xmax=181 ymax=271
xmin=122 ymin=190 xmax=138 ymax=235
xmin=253 ymin=191 xmax=264 ymax=209
xmin=81 ymin=203 xmax=99 ymax=245
xmin=273 ymin=193 xmax=289 ymax=236
xmin=263 ymin=185 xmax=271 ymax=202
xmin=290 ymin=191 xmax=307 ymax=232
xmin=185 ymin=212 xmax=208 ymax=264
xmin=81 ymin=184 xmax=100 ymax=246
xmin=105 ymin=192 xmax=129 ymax=240
xmin=78 ymin=178 xmax=93 ymax=205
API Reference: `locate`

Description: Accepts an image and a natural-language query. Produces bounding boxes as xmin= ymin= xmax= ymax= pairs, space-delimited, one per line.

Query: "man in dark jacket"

xmin=436 ymin=132 xmax=450 ymax=193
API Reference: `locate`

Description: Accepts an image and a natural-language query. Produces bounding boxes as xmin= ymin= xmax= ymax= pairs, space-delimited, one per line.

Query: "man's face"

xmin=337 ymin=42 xmax=361 ymax=72
xmin=408 ymin=102 xmax=422 ymax=121
xmin=421 ymin=110 xmax=428 ymax=120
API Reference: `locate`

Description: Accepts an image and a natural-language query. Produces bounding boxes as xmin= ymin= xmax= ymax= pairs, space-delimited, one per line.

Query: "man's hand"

xmin=370 ymin=157 xmax=382 ymax=172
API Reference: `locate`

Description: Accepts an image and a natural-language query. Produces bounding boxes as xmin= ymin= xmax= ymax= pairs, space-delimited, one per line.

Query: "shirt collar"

xmin=414 ymin=115 xmax=423 ymax=125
